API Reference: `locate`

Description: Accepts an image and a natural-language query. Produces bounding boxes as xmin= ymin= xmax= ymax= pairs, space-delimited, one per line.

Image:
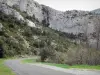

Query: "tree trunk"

xmin=96 ymin=33 xmax=100 ymax=50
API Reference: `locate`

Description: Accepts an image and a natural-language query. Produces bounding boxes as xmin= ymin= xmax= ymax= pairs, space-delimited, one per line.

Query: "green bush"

xmin=40 ymin=47 xmax=55 ymax=62
xmin=51 ymin=52 xmax=67 ymax=64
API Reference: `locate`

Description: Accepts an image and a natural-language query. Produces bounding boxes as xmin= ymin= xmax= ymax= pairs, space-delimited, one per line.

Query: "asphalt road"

xmin=5 ymin=59 xmax=74 ymax=75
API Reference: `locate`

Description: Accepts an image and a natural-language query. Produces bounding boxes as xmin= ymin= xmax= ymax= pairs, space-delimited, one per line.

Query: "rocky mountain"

xmin=0 ymin=1 xmax=77 ymax=58
xmin=0 ymin=0 xmax=100 ymax=48
xmin=0 ymin=9 xmax=74 ymax=57
xmin=92 ymin=8 xmax=100 ymax=14
xmin=0 ymin=0 xmax=100 ymax=65
xmin=0 ymin=0 xmax=99 ymax=34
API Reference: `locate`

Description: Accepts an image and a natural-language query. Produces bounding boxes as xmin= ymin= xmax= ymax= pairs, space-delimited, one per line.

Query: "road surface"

xmin=5 ymin=59 xmax=74 ymax=75
xmin=5 ymin=59 xmax=100 ymax=75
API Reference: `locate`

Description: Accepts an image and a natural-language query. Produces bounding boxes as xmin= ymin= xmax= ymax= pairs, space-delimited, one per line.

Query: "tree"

xmin=40 ymin=47 xmax=55 ymax=62
xmin=93 ymin=15 xmax=100 ymax=50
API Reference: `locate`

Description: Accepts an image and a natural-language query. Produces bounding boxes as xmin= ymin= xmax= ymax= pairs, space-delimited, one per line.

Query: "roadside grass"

xmin=69 ymin=65 xmax=100 ymax=70
xmin=0 ymin=59 xmax=15 ymax=75
xmin=23 ymin=58 xmax=36 ymax=63
xmin=23 ymin=58 xmax=100 ymax=70
xmin=44 ymin=63 xmax=70 ymax=68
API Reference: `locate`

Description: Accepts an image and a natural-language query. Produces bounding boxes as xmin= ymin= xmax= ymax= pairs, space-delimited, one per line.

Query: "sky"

xmin=34 ymin=0 xmax=100 ymax=11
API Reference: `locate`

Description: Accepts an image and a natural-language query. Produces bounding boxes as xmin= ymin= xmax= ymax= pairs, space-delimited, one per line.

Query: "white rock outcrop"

xmin=26 ymin=19 xmax=36 ymax=27
xmin=0 ymin=2 xmax=24 ymax=21
xmin=0 ymin=0 xmax=44 ymax=22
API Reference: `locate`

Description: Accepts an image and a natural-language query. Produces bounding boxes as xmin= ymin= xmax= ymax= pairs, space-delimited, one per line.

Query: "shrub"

xmin=66 ymin=47 xmax=100 ymax=65
xmin=51 ymin=52 xmax=67 ymax=64
xmin=40 ymin=47 xmax=55 ymax=62
xmin=33 ymin=40 xmax=46 ymax=48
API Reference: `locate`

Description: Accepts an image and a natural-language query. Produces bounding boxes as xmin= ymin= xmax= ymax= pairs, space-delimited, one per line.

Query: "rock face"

xmin=0 ymin=0 xmax=44 ymax=22
xmin=0 ymin=0 xmax=98 ymax=33
xmin=0 ymin=2 xmax=24 ymax=21
xmin=0 ymin=0 xmax=99 ymax=34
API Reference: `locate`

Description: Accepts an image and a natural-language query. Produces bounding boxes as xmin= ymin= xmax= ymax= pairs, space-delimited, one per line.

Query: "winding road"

xmin=5 ymin=59 xmax=100 ymax=75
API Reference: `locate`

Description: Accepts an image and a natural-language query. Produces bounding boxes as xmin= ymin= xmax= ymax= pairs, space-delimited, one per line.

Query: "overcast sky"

xmin=34 ymin=0 xmax=100 ymax=11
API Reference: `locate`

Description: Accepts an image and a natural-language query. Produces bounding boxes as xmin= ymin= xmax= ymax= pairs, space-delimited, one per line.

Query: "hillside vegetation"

xmin=0 ymin=10 xmax=100 ymax=65
xmin=0 ymin=11 xmax=74 ymax=60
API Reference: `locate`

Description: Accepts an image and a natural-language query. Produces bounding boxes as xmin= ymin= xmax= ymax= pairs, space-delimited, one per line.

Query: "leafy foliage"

xmin=0 ymin=11 xmax=74 ymax=58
